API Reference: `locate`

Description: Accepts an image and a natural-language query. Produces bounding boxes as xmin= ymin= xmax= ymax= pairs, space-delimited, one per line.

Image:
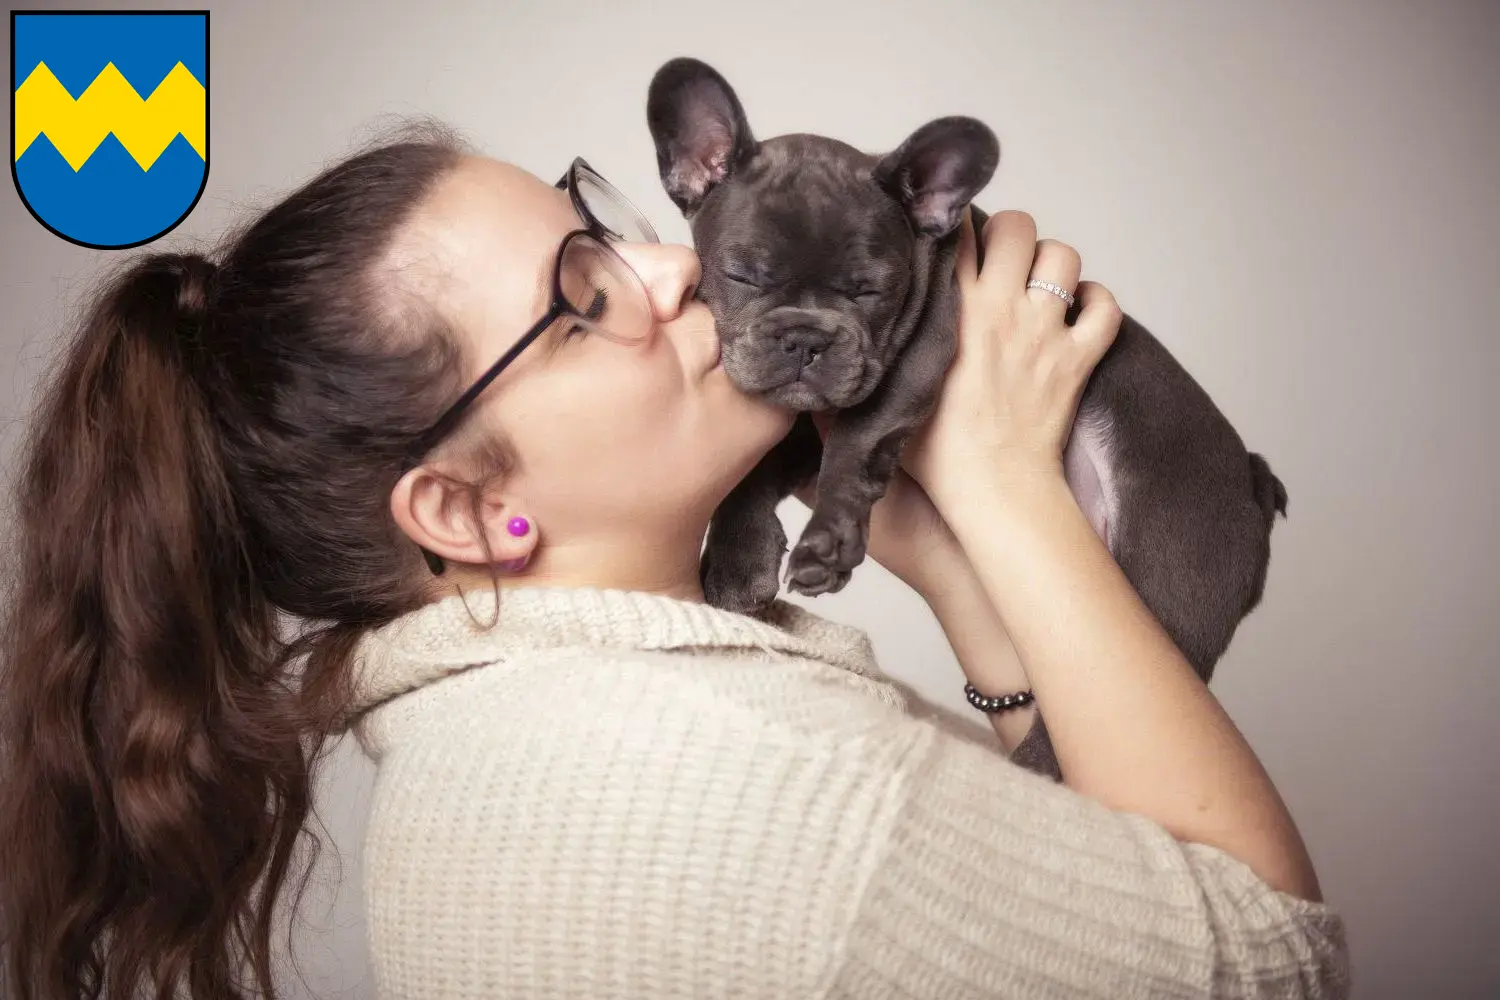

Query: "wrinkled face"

xmin=646 ymin=58 xmax=1000 ymax=415
xmin=690 ymin=140 xmax=917 ymax=411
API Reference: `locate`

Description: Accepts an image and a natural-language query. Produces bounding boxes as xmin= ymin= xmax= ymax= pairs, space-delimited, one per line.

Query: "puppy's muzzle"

xmin=726 ymin=306 xmax=871 ymax=409
xmin=773 ymin=325 xmax=832 ymax=369
xmin=748 ymin=307 xmax=852 ymax=373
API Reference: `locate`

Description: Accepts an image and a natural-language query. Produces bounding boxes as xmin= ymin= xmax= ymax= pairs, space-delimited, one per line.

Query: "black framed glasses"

xmin=402 ymin=157 xmax=661 ymax=472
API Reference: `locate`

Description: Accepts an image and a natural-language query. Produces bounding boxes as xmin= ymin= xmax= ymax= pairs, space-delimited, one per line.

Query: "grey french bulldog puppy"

xmin=646 ymin=57 xmax=1288 ymax=781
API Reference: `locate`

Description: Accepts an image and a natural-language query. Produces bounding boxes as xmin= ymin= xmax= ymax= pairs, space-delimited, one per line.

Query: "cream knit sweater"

xmin=345 ymin=585 xmax=1349 ymax=999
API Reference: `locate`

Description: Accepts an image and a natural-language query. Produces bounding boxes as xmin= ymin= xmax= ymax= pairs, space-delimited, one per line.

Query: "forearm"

xmin=920 ymin=562 xmax=1036 ymax=752
xmin=938 ymin=468 xmax=1322 ymax=902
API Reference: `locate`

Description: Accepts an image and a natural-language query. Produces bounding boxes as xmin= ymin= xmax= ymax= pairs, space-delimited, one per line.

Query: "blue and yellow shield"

xmin=11 ymin=10 xmax=208 ymax=249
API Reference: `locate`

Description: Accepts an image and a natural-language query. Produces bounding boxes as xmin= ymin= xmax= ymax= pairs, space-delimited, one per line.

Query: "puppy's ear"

xmin=647 ymin=57 xmax=757 ymax=214
xmin=874 ymin=117 xmax=999 ymax=237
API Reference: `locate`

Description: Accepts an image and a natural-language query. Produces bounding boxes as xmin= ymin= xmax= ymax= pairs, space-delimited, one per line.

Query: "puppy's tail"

xmin=1248 ymin=451 xmax=1288 ymax=528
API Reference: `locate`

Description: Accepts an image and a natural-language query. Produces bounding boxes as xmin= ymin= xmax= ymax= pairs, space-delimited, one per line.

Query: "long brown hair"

xmin=0 ymin=125 xmax=482 ymax=998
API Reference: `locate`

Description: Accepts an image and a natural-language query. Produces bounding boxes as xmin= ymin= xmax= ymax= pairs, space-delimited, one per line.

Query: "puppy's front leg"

xmin=784 ymin=420 xmax=908 ymax=597
xmin=702 ymin=413 xmax=822 ymax=614
xmin=786 ymin=299 xmax=958 ymax=597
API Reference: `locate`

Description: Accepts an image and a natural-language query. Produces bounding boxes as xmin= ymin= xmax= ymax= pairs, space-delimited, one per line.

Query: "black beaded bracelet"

xmin=964 ymin=682 xmax=1035 ymax=714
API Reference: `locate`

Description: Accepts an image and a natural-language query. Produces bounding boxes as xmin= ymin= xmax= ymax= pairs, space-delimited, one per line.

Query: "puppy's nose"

xmin=778 ymin=327 xmax=831 ymax=369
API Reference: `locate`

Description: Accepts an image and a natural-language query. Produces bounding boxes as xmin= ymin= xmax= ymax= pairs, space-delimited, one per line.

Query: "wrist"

xmin=936 ymin=461 xmax=1078 ymax=545
xmin=925 ymin=567 xmax=1031 ymax=685
xmin=916 ymin=545 xmax=986 ymax=619
xmin=901 ymin=535 xmax=970 ymax=604
xmin=920 ymin=548 xmax=1036 ymax=751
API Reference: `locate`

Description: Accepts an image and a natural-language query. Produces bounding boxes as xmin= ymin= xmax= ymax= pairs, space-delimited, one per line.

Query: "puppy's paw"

xmin=787 ymin=508 xmax=868 ymax=597
xmin=704 ymin=558 xmax=781 ymax=615
xmin=701 ymin=526 xmax=786 ymax=616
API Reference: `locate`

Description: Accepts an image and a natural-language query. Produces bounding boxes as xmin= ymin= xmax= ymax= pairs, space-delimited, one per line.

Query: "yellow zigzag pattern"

xmin=14 ymin=61 xmax=205 ymax=172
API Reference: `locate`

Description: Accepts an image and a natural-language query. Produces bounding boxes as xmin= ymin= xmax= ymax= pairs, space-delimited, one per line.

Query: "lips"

xmin=691 ymin=330 xmax=722 ymax=381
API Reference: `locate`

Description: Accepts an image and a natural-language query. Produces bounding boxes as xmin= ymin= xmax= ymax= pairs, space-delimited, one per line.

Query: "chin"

xmin=691 ymin=382 xmax=796 ymax=481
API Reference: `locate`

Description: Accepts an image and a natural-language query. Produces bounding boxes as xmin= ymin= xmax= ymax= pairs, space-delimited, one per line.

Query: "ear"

xmin=389 ymin=467 xmax=533 ymax=569
xmin=646 ymin=57 xmax=757 ymax=214
xmin=873 ymin=117 xmax=1000 ymax=237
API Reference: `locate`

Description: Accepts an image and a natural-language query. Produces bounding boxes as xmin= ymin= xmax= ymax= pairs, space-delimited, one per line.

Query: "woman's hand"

xmin=902 ymin=209 xmax=1122 ymax=509
xmin=791 ymin=208 xmax=1121 ymax=601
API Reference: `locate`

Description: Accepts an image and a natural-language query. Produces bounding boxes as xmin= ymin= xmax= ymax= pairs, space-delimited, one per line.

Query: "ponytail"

xmin=1 ymin=254 xmax=321 ymax=998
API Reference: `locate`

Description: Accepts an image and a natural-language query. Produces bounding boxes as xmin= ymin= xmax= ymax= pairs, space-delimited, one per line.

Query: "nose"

xmin=615 ymin=242 xmax=701 ymax=321
xmin=777 ymin=327 xmax=831 ymax=369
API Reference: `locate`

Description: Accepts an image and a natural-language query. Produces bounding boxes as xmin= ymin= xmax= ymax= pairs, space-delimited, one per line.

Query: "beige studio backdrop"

xmin=3 ymin=0 xmax=1497 ymax=996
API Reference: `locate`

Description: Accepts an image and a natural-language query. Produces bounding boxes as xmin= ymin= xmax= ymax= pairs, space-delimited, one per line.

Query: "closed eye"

xmin=563 ymin=287 xmax=609 ymax=339
xmin=723 ymin=268 xmax=759 ymax=288
xmin=583 ymin=286 xmax=608 ymax=320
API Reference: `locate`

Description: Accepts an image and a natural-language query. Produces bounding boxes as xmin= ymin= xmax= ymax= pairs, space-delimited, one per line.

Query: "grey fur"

xmin=647 ymin=57 xmax=1287 ymax=781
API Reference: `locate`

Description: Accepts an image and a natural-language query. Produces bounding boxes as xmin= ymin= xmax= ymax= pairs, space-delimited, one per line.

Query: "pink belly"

xmin=1063 ymin=414 xmax=1116 ymax=551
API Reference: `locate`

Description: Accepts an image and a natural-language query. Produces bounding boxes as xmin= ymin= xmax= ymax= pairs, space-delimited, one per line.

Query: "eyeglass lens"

xmin=575 ymin=164 xmax=659 ymax=245
xmin=554 ymin=234 xmax=654 ymax=343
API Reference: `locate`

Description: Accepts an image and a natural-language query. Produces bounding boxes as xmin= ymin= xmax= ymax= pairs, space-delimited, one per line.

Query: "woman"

xmin=0 ymin=125 xmax=1348 ymax=999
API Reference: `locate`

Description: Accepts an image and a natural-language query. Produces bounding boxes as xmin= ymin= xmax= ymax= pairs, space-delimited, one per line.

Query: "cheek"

xmin=587 ymin=350 xmax=686 ymax=435
xmin=508 ymin=355 xmax=690 ymax=473
xmin=514 ymin=417 xmax=662 ymax=519
xmin=498 ymin=346 xmax=792 ymax=519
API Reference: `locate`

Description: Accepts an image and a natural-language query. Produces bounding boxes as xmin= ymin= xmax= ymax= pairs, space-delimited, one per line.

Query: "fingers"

xmin=1070 ymin=280 xmax=1123 ymax=362
xmin=958 ymin=209 xmax=1117 ymax=365
xmin=976 ymin=210 xmax=1038 ymax=294
xmin=1026 ymin=240 xmax=1081 ymax=313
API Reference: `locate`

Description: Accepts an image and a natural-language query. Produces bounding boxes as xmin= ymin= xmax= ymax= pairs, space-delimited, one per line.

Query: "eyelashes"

xmin=563 ymin=287 xmax=609 ymax=339
xmin=583 ymin=286 xmax=608 ymax=320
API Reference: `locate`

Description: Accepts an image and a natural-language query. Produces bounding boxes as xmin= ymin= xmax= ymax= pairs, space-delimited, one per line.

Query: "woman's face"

xmin=390 ymin=155 xmax=794 ymax=581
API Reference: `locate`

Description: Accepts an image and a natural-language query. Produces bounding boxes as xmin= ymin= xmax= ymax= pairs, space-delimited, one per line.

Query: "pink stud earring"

xmin=499 ymin=516 xmax=533 ymax=573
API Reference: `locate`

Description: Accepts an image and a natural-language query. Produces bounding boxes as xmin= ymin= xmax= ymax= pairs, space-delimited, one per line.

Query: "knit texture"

xmin=344 ymin=585 xmax=1349 ymax=999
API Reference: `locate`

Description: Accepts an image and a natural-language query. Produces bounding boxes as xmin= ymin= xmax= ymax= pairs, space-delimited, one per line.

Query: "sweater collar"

xmin=343 ymin=585 xmax=882 ymax=725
